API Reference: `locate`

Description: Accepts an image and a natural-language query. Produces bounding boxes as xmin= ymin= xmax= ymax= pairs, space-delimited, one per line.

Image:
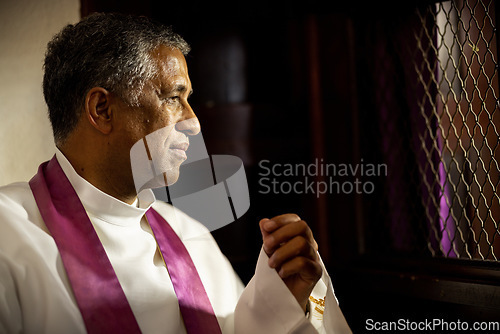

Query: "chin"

xmin=140 ymin=171 xmax=179 ymax=191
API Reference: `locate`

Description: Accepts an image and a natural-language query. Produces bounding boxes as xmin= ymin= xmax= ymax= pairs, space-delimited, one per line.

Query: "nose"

xmin=175 ymin=98 xmax=201 ymax=135
xmin=176 ymin=117 xmax=201 ymax=136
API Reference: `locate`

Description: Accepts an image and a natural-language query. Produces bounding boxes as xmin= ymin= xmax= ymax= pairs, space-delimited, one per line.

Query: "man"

xmin=0 ymin=13 xmax=351 ymax=333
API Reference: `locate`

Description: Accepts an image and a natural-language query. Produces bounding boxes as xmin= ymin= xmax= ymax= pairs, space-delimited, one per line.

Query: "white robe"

xmin=0 ymin=151 xmax=351 ymax=334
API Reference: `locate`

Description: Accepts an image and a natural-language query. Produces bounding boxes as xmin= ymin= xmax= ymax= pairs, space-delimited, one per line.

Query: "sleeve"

xmin=234 ymin=248 xmax=352 ymax=334
xmin=0 ymin=252 xmax=23 ymax=334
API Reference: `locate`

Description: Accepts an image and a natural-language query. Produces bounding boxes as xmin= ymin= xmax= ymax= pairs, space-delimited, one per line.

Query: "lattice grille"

xmin=413 ymin=0 xmax=500 ymax=260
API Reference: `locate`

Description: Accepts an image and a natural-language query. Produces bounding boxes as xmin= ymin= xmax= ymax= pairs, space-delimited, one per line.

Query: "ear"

xmin=84 ymin=87 xmax=113 ymax=135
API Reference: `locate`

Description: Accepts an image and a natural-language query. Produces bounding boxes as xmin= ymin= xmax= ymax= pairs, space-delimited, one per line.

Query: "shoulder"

xmin=0 ymin=181 xmax=36 ymax=218
xmin=151 ymin=201 xmax=212 ymax=241
xmin=0 ymin=181 xmax=51 ymax=248
xmin=0 ymin=181 xmax=32 ymax=199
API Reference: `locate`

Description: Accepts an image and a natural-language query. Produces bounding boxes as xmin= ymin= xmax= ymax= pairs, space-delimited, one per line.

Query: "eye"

xmin=163 ymin=96 xmax=180 ymax=104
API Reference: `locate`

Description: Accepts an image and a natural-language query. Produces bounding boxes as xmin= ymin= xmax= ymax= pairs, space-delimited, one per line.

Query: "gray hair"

xmin=43 ymin=13 xmax=190 ymax=144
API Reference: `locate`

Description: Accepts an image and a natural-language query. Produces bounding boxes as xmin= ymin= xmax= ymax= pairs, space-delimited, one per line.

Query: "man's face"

xmin=118 ymin=45 xmax=200 ymax=191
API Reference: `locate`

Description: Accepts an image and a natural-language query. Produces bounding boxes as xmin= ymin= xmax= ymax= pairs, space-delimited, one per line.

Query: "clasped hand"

xmin=259 ymin=214 xmax=322 ymax=312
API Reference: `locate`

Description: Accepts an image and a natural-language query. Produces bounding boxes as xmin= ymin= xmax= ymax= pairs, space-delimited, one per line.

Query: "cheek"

xmin=148 ymin=106 xmax=178 ymax=132
xmin=145 ymin=125 xmax=175 ymax=148
xmin=145 ymin=125 xmax=177 ymax=169
xmin=125 ymin=101 xmax=177 ymax=144
xmin=120 ymin=108 xmax=151 ymax=141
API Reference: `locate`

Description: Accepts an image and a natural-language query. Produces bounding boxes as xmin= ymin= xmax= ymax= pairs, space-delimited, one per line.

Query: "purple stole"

xmin=29 ymin=156 xmax=222 ymax=334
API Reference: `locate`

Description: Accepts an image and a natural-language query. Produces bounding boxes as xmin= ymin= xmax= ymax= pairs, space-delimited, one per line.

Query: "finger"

xmin=277 ymin=256 xmax=322 ymax=281
xmin=260 ymin=218 xmax=277 ymax=257
xmin=263 ymin=220 xmax=314 ymax=253
xmin=312 ymin=238 xmax=319 ymax=252
xmin=259 ymin=218 xmax=270 ymax=239
xmin=268 ymin=236 xmax=318 ymax=269
xmin=271 ymin=213 xmax=301 ymax=225
xmin=261 ymin=213 xmax=301 ymax=234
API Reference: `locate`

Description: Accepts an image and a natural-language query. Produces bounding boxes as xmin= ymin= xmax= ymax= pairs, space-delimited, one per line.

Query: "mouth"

xmin=170 ymin=142 xmax=189 ymax=160
xmin=170 ymin=141 xmax=189 ymax=151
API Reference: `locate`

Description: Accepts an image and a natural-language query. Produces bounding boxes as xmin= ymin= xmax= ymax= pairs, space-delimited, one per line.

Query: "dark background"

xmin=81 ymin=0 xmax=500 ymax=331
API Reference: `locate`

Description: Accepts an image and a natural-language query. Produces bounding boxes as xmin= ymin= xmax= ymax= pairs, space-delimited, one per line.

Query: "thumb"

xmin=259 ymin=218 xmax=270 ymax=240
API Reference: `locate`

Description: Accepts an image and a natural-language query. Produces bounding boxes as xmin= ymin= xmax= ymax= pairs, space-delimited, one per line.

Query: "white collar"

xmin=55 ymin=149 xmax=156 ymax=227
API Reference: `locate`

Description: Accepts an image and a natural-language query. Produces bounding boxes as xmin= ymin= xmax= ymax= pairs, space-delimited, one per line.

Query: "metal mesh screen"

xmin=413 ymin=0 xmax=500 ymax=260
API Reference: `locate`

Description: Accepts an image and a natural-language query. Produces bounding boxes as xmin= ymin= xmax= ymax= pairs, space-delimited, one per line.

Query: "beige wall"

xmin=0 ymin=0 xmax=80 ymax=185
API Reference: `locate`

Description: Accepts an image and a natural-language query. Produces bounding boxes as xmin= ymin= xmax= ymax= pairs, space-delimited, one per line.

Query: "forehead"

xmin=149 ymin=45 xmax=189 ymax=89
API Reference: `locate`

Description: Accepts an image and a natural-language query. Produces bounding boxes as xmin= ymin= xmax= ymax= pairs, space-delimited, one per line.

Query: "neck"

xmin=57 ymin=144 xmax=138 ymax=205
